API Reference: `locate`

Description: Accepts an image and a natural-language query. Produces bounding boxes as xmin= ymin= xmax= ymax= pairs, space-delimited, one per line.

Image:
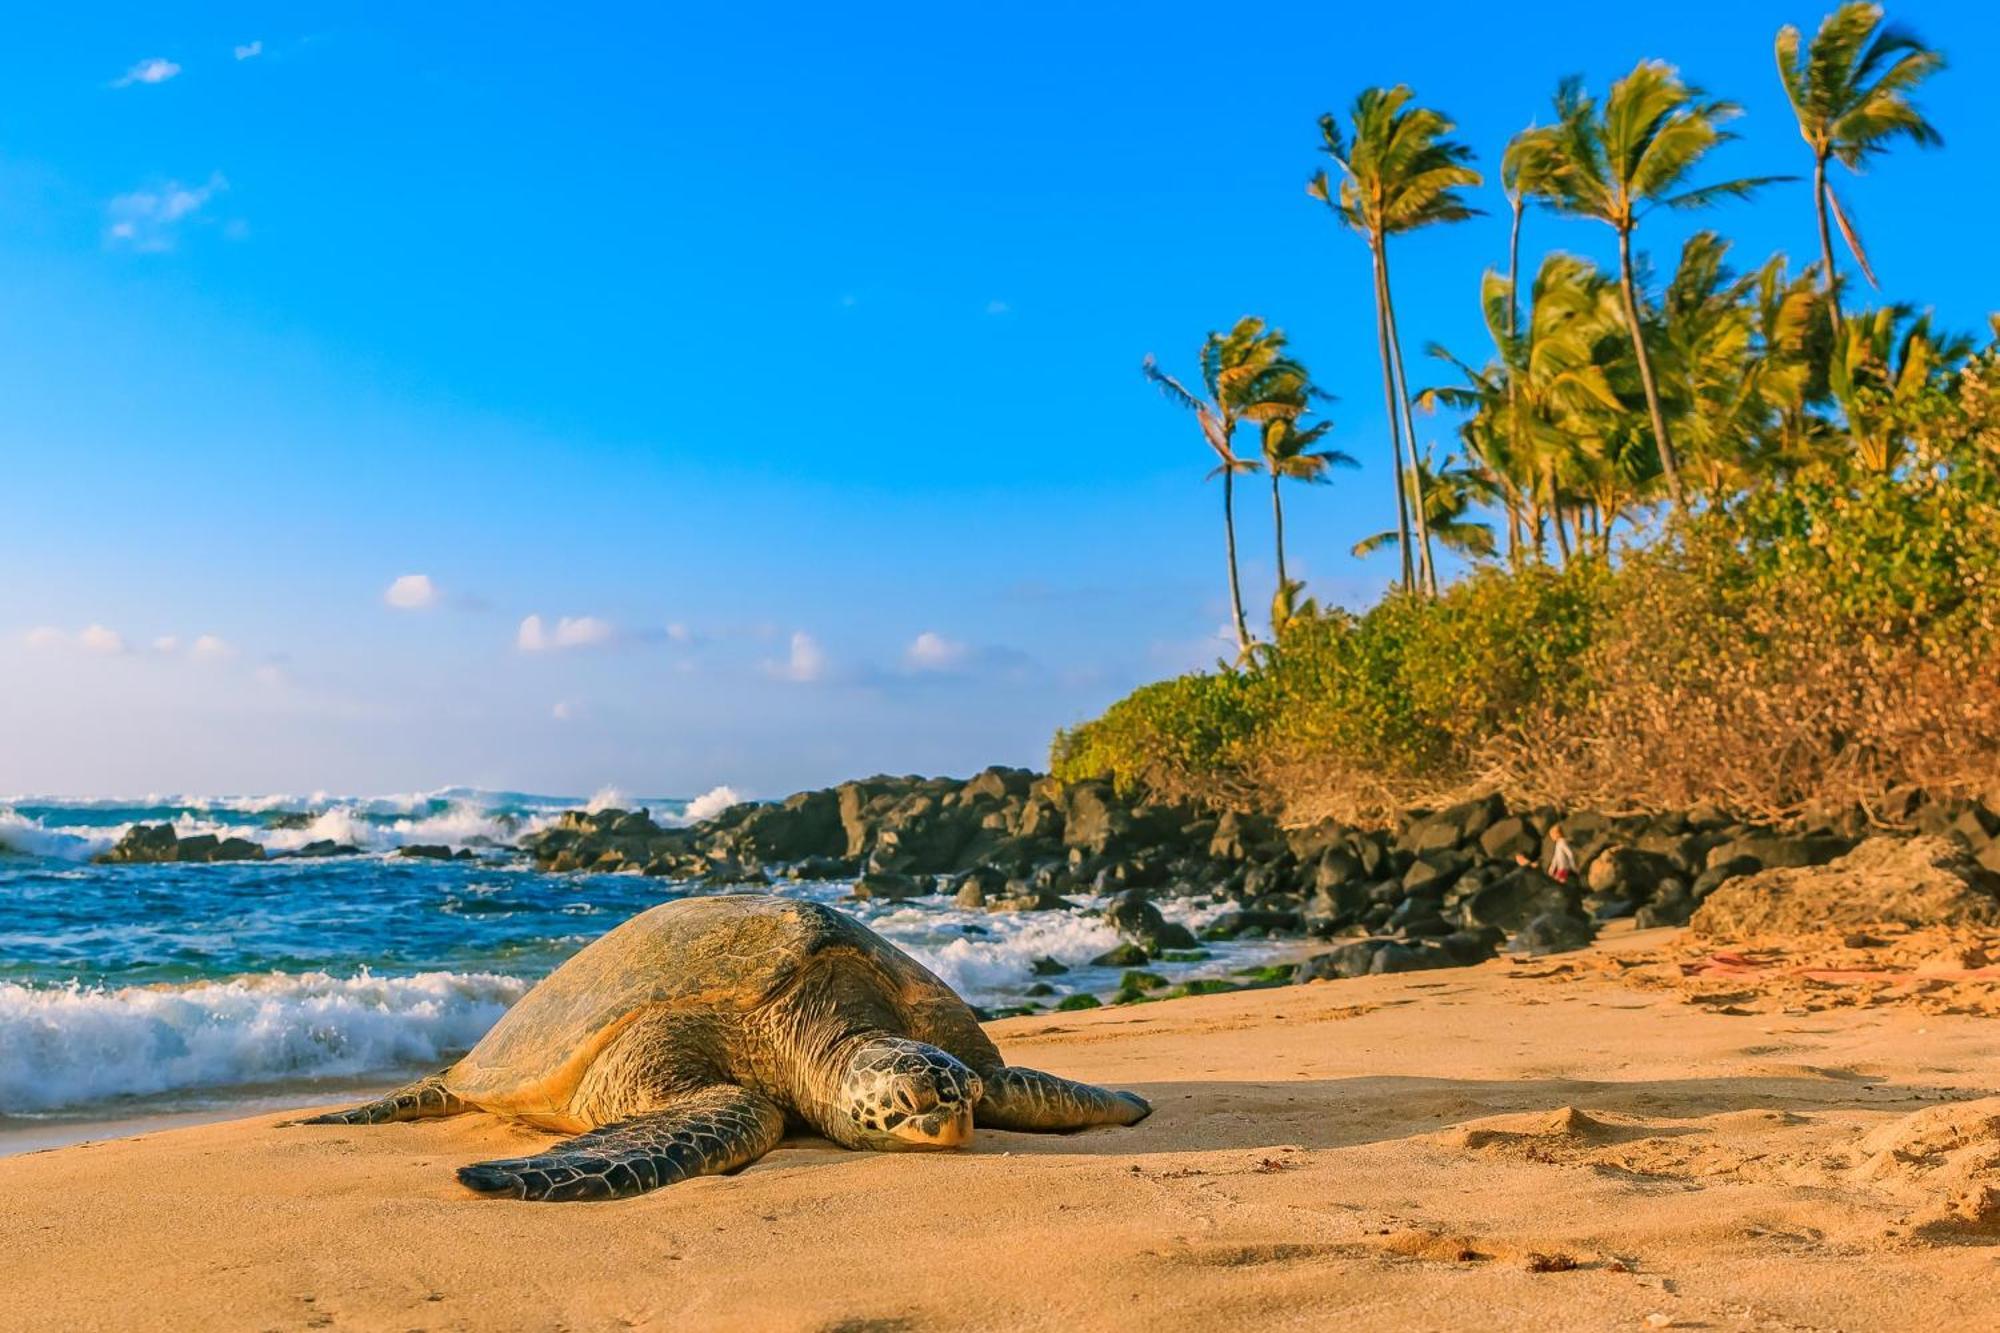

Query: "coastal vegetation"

xmin=1068 ymin=3 xmax=1992 ymax=825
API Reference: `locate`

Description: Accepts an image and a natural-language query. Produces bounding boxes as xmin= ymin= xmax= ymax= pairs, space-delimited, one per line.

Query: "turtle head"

xmin=830 ymin=1036 xmax=982 ymax=1151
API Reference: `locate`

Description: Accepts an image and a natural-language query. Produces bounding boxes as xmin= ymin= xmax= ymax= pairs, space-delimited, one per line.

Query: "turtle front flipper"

xmin=294 ymin=1071 xmax=467 ymax=1125
xmin=456 ymin=1085 xmax=785 ymax=1202
xmin=976 ymin=1066 xmax=1152 ymax=1133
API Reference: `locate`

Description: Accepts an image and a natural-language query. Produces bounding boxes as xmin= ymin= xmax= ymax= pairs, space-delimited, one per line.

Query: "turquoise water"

xmin=0 ymin=790 xmax=1273 ymax=1125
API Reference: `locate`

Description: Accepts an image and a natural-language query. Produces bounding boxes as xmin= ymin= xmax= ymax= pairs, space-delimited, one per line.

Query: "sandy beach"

xmin=6 ymin=921 xmax=1999 ymax=1332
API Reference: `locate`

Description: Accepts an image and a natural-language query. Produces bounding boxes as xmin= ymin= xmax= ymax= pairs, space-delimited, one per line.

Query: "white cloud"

xmin=984 ymin=299 xmax=1011 ymax=316
xmin=114 ymin=57 xmax=181 ymax=87
xmin=666 ymin=622 xmax=693 ymax=643
xmin=551 ymin=700 xmax=580 ymax=721
xmin=106 ymin=174 xmax=227 ymax=252
xmin=383 ymin=573 xmax=440 ymax=611
xmin=764 ymin=630 xmax=827 ymax=684
xmin=234 ymin=41 xmax=263 ymax=60
xmin=517 ymin=614 xmax=614 ymax=652
xmin=190 ymin=634 xmax=236 ymax=661
xmin=78 ymin=624 xmax=128 ymax=655
xmin=152 ymin=635 xmax=180 ymax=654
xmin=253 ymin=663 xmax=288 ymax=689
xmin=904 ymin=630 xmax=970 ymax=673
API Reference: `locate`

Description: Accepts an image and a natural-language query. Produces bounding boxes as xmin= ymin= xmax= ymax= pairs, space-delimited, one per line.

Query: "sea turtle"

xmin=301 ymin=894 xmax=1151 ymax=1201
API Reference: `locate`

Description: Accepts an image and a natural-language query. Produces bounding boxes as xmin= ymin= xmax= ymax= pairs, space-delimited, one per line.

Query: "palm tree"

xmin=1311 ymin=86 xmax=1483 ymax=595
xmin=1424 ymin=254 xmax=1632 ymax=565
xmin=1501 ymin=126 xmax=1561 ymax=343
xmin=1657 ymin=232 xmax=1767 ymax=501
xmin=1352 ymin=449 xmax=1496 ymax=564
xmin=1776 ymin=3 xmax=1945 ymax=327
xmin=1527 ymin=62 xmax=1790 ymax=509
xmin=1142 ymin=317 xmax=1310 ymax=657
xmin=1826 ymin=305 xmax=1971 ymax=472
xmin=1260 ymin=413 xmax=1357 ymax=597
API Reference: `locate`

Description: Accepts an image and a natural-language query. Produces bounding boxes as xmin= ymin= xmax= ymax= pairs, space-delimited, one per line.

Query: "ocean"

xmin=0 ymin=788 xmax=1286 ymax=1149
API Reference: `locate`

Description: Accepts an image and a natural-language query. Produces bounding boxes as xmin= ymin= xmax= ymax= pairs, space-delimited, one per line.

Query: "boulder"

xmin=850 ymin=871 xmax=928 ymax=901
xmin=1439 ymin=926 xmax=1504 ymax=965
xmin=1635 ymin=884 xmax=1697 ymax=929
xmin=1201 ymin=908 xmax=1303 ymax=940
xmin=1478 ymin=816 xmax=1540 ymax=864
xmin=1692 ymin=836 xmax=2000 ymax=938
xmin=1297 ymin=938 xmax=1392 ymax=981
xmin=1208 ymin=809 xmax=1278 ymax=861
xmin=1089 ymin=943 xmax=1149 ymax=968
xmin=290 ymin=839 xmax=361 ymax=858
xmin=1297 ymin=934 xmax=1486 ymax=981
xmin=97 ymin=823 xmax=181 ymax=863
xmin=1509 ymin=910 xmax=1597 ymax=957
xmin=96 ymin=824 xmax=269 ymax=864
xmin=1402 ymin=849 xmax=1469 ymax=897
xmin=1401 ymin=793 xmax=1506 ymax=854
xmin=1460 ymin=868 xmax=1582 ymax=933
xmin=1692 ymin=856 xmax=1760 ymax=900
xmin=1703 ymin=832 xmax=1849 ymax=874
xmin=1104 ymin=890 xmax=1200 ymax=951
xmin=396 ymin=844 xmax=456 ymax=860
xmin=1584 ymin=846 xmax=1675 ymax=902
xmin=732 ymin=790 xmax=845 ymax=862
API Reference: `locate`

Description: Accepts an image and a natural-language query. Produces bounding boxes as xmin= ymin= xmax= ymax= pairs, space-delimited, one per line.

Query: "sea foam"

xmin=0 ymin=971 xmax=525 ymax=1114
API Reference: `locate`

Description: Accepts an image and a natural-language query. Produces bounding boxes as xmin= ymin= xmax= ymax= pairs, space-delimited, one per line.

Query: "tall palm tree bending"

xmin=1528 ymin=62 xmax=1789 ymax=509
xmin=1311 ymin=86 xmax=1482 ymax=595
xmin=1143 ymin=317 xmax=1312 ymax=658
xmin=1775 ymin=2 xmax=1944 ymax=328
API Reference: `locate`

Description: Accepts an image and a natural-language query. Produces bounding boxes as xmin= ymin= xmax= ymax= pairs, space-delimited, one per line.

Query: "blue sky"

xmin=1 ymin=1 xmax=1994 ymax=797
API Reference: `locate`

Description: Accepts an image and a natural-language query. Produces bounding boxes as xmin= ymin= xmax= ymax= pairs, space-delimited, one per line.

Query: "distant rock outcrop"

xmin=1691 ymin=835 xmax=2000 ymax=938
xmin=96 ymin=824 xmax=265 ymax=864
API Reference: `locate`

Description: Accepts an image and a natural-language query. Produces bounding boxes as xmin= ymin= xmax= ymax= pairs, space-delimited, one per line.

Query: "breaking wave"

xmin=0 ymin=971 xmax=527 ymax=1114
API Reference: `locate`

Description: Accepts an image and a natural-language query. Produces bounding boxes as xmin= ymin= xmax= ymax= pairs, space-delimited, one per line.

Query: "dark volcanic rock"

xmin=1401 ymin=794 xmax=1506 ymax=854
xmin=289 ymin=839 xmax=361 ymax=858
xmin=1461 ymin=868 xmax=1582 ymax=933
xmin=851 ymin=871 xmax=928 ymax=901
xmin=96 ymin=824 xmax=266 ymax=864
xmin=1509 ymin=910 xmax=1597 ymax=956
xmin=1104 ymin=889 xmax=1199 ymax=951
xmin=1704 ymin=833 xmax=1849 ymax=875
xmin=396 ymin=844 xmax=458 ymax=860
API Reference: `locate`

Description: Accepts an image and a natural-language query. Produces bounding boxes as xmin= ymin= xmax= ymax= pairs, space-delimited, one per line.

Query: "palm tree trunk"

xmin=1505 ymin=503 xmax=1520 ymax=570
xmin=1814 ymin=154 xmax=1842 ymax=330
xmin=1378 ymin=245 xmax=1438 ymax=595
xmin=1505 ymin=193 xmax=1530 ymax=560
xmin=1270 ymin=471 xmax=1288 ymax=593
xmin=1222 ymin=467 xmax=1251 ymax=657
xmin=1368 ymin=245 xmax=1415 ymax=593
xmin=1506 ymin=194 xmax=1525 ymax=344
xmin=1616 ymin=226 xmax=1684 ymax=510
xmin=1547 ymin=469 xmax=1572 ymax=565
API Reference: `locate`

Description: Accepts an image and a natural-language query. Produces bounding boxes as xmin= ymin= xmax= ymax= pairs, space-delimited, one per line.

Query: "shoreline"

xmin=8 ymin=921 xmax=2000 ymax=1331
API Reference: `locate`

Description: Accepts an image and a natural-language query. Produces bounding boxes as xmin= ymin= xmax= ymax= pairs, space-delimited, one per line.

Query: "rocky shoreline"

xmin=87 ymin=769 xmax=2000 ymax=1001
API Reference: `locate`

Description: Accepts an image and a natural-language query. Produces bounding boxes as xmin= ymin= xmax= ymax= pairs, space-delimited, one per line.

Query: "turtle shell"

xmin=444 ymin=894 xmax=956 ymax=1109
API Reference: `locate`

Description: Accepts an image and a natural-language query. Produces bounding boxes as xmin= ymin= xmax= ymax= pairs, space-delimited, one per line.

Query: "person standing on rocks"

xmin=1517 ymin=824 xmax=1576 ymax=884
xmin=1544 ymin=826 xmax=1576 ymax=883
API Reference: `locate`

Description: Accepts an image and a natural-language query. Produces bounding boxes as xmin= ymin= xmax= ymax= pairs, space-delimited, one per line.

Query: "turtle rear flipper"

xmin=976 ymin=1066 xmax=1151 ymax=1132
xmin=457 ymin=1085 xmax=785 ymax=1202
xmin=295 ymin=1071 xmax=467 ymax=1125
